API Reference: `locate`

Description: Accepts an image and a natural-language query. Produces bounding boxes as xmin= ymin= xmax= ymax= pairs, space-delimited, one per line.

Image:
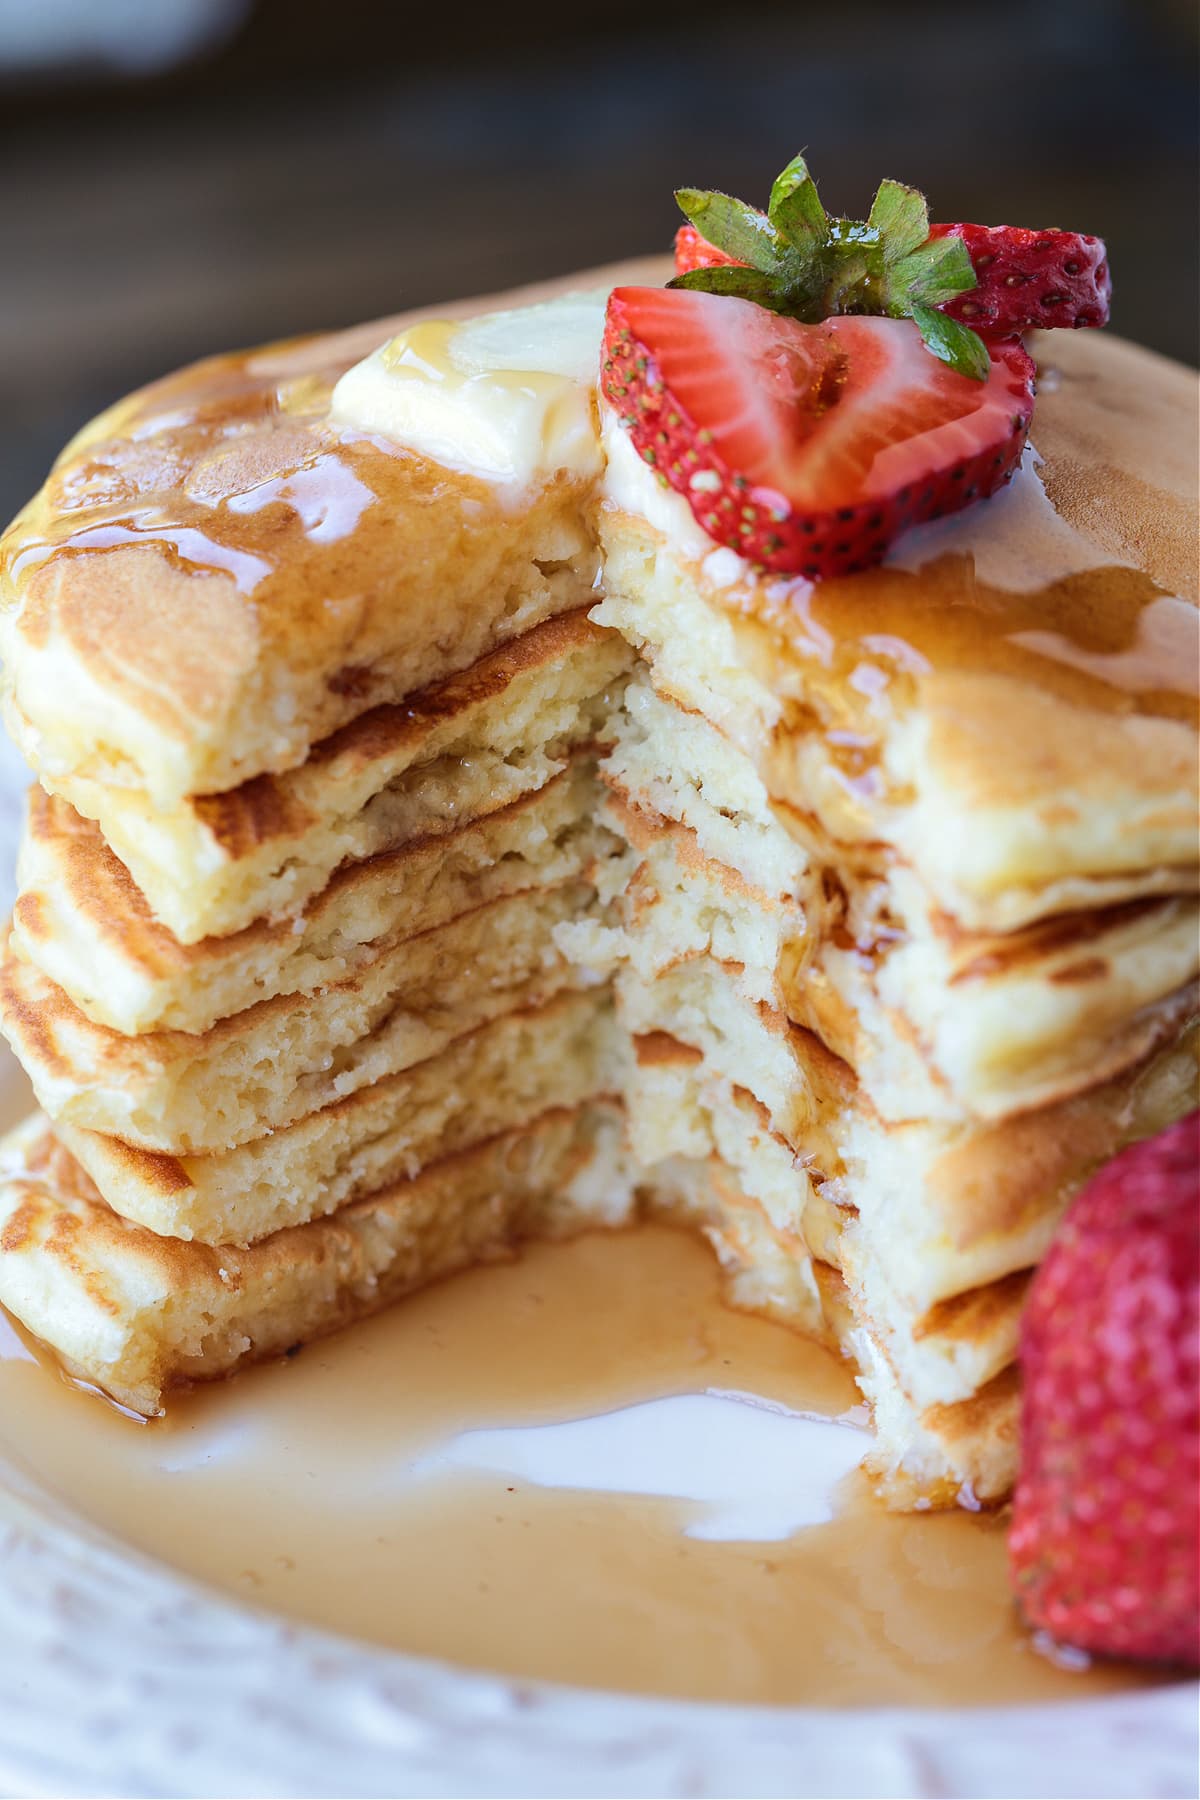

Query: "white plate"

xmin=0 ymin=743 xmax=1195 ymax=1800
xmin=1 ymin=1427 xmax=1196 ymax=1800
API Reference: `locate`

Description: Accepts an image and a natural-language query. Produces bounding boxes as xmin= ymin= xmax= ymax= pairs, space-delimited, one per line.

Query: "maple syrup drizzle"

xmin=4 ymin=330 xmax=1195 ymax=753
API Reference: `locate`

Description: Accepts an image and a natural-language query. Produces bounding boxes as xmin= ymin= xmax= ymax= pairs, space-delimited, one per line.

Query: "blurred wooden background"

xmin=1 ymin=0 xmax=1196 ymax=523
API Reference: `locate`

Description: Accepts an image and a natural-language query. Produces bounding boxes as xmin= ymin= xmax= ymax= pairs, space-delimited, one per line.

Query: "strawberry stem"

xmin=671 ymin=155 xmax=990 ymax=380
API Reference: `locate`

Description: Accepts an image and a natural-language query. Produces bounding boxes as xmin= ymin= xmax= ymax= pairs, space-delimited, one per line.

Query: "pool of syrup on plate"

xmin=0 ymin=1223 xmax=1158 ymax=1708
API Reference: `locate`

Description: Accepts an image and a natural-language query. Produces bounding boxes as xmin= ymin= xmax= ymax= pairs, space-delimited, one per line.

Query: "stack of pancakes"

xmin=0 ymin=281 xmax=650 ymax=1419
xmin=0 ymin=264 xmax=1195 ymax=1505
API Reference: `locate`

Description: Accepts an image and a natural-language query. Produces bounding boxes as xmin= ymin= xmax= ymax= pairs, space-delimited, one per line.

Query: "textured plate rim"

xmin=1 ymin=1447 xmax=1197 ymax=1799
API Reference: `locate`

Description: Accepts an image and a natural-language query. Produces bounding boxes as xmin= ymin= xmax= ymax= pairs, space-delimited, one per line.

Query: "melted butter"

xmin=333 ymin=301 xmax=606 ymax=483
xmin=0 ymin=1226 xmax=1158 ymax=1709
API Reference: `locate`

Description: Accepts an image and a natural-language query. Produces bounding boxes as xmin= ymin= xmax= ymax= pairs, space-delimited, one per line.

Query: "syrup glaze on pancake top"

xmin=0 ymin=156 xmax=1195 ymax=1534
xmin=0 ymin=261 xmax=660 ymax=810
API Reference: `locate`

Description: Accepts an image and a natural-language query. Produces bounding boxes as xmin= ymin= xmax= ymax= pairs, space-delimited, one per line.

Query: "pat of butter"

xmin=331 ymin=292 xmax=608 ymax=485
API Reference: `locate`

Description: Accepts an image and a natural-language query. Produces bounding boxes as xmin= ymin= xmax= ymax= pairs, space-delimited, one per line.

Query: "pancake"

xmin=12 ymin=763 xmax=617 ymax=1035
xmin=854 ymin=1348 xmax=1021 ymax=1509
xmin=0 ymin=878 xmax=618 ymax=1151
xmin=0 ymin=1102 xmax=632 ymax=1418
xmin=607 ymin=778 xmax=1199 ymax=1124
xmin=22 ymin=609 xmax=630 ymax=943
xmin=53 ymin=989 xmax=622 ymax=1245
xmin=599 ymin=531 xmax=1198 ymax=930
xmin=628 ymin=1014 xmax=1198 ymax=1310
xmin=605 ymin=666 xmax=807 ymax=899
xmin=0 ymin=259 xmax=663 ymax=810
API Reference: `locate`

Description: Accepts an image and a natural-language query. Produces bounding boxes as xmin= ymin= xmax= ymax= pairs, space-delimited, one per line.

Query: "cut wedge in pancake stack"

xmin=0 ymin=187 xmax=1195 ymax=1524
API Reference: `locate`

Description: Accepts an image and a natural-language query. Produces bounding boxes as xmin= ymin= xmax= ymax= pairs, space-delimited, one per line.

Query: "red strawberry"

xmin=601 ymin=286 xmax=1034 ymax=578
xmin=1010 ymin=1113 xmax=1200 ymax=1667
xmin=671 ymin=222 xmax=1111 ymax=334
xmin=929 ymin=224 xmax=1110 ymax=332
xmin=674 ymin=223 xmax=738 ymax=275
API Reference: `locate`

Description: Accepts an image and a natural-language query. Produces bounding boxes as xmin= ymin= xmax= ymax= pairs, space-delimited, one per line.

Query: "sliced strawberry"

xmin=601 ymin=286 xmax=1034 ymax=578
xmin=929 ymin=224 xmax=1110 ymax=332
xmin=674 ymin=223 xmax=739 ymax=276
xmin=672 ymin=222 xmax=1110 ymax=335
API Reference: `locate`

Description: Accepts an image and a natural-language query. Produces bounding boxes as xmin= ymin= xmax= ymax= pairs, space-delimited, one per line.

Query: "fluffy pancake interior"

xmin=1 ymin=878 xmax=625 ymax=1153
xmin=36 ymin=610 xmax=630 ymax=943
xmin=52 ymin=988 xmax=623 ymax=1246
xmin=13 ymin=760 xmax=618 ymax=1035
xmin=0 ymin=1103 xmax=635 ymax=1418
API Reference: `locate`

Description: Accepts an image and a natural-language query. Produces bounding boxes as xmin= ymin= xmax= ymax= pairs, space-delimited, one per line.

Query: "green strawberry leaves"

xmin=672 ymin=189 xmax=788 ymax=275
xmin=669 ymin=155 xmax=990 ymax=380
xmin=909 ymin=304 xmax=991 ymax=382
xmin=865 ymin=178 xmax=929 ymax=263
xmin=670 ymin=265 xmax=798 ymax=312
xmin=767 ymin=153 xmax=829 ymax=256
xmin=890 ymin=232 xmax=977 ymax=307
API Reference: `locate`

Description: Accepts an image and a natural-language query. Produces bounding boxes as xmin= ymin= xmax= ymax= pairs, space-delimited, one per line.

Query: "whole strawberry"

xmin=927 ymin=223 xmax=1110 ymax=333
xmin=1010 ymin=1113 xmax=1200 ymax=1666
xmin=674 ymin=217 xmax=1111 ymax=336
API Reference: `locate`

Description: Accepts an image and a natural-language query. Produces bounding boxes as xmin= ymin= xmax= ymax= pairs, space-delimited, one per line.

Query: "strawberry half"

xmin=601 ymin=286 xmax=1034 ymax=578
xmin=673 ymin=222 xmax=1111 ymax=334
xmin=1010 ymin=1114 xmax=1200 ymax=1667
xmin=929 ymin=224 xmax=1110 ymax=332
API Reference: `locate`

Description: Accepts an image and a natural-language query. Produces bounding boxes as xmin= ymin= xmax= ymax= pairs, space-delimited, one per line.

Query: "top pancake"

xmin=0 ymin=258 xmax=665 ymax=810
xmin=597 ymin=329 xmax=1199 ymax=931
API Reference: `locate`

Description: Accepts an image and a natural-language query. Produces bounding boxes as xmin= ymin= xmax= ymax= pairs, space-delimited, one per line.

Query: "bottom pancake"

xmin=0 ymin=1089 xmax=1023 ymax=1506
xmin=0 ymin=1103 xmax=633 ymax=1417
xmin=0 ymin=1099 xmax=983 ymax=1504
xmin=0 ymin=1085 xmax=1159 ymax=1508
